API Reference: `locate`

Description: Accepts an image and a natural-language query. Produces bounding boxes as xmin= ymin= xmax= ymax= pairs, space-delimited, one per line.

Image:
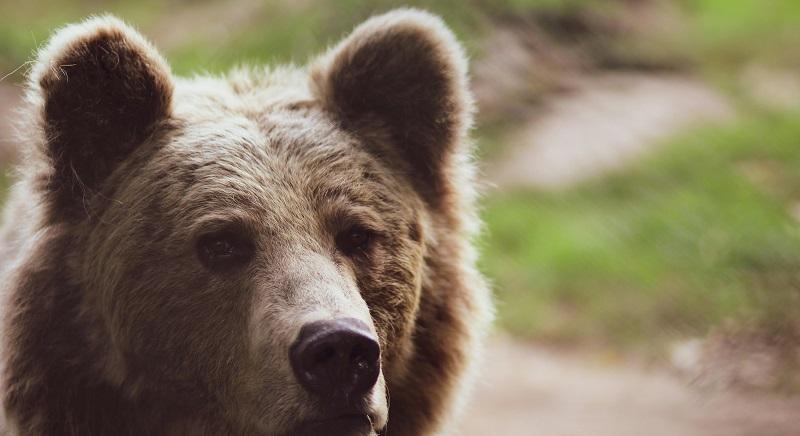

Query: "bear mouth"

xmin=287 ymin=413 xmax=378 ymax=436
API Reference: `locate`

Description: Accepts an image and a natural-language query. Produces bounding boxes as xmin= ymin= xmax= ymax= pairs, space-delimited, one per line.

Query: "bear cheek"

xmin=358 ymin=235 xmax=425 ymax=374
xmin=100 ymin=258 xmax=251 ymax=394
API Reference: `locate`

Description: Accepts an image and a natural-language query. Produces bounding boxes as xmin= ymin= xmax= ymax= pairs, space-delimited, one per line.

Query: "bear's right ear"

xmin=29 ymin=16 xmax=173 ymax=212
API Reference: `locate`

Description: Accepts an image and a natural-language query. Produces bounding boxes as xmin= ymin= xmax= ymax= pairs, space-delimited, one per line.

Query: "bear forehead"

xmin=129 ymin=76 xmax=404 ymax=233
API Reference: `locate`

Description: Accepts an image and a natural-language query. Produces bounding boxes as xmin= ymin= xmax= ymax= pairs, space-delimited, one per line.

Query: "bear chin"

xmin=283 ymin=414 xmax=378 ymax=436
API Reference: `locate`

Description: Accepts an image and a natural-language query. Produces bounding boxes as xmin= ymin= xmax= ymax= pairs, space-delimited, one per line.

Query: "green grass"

xmin=0 ymin=0 xmax=164 ymax=77
xmin=678 ymin=0 xmax=800 ymax=69
xmin=164 ymin=0 xmax=492 ymax=76
xmin=481 ymin=110 xmax=800 ymax=349
xmin=0 ymin=170 xmax=8 ymax=205
xmin=3 ymin=0 xmax=799 ymax=80
xmin=0 ymin=0 xmax=496 ymax=79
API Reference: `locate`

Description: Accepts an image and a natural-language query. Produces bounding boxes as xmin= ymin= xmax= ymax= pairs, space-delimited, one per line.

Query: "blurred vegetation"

xmin=1 ymin=0 xmax=799 ymax=356
xmin=2 ymin=0 xmax=800 ymax=78
xmin=482 ymin=111 xmax=800 ymax=349
xmin=0 ymin=0 xmax=161 ymax=76
xmin=0 ymin=171 xmax=7 ymax=204
xmin=0 ymin=0 xmax=522 ymax=76
xmin=677 ymin=0 xmax=800 ymax=69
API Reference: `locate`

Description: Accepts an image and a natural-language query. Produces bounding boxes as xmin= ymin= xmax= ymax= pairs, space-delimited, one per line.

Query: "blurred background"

xmin=1 ymin=0 xmax=800 ymax=434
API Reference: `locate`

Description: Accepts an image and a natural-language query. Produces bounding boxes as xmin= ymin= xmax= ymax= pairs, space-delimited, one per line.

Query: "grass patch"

xmin=677 ymin=0 xmax=800 ymax=69
xmin=481 ymin=110 xmax=800 ymax=349
xmin=0 ymin=0 xmax=496 ymax=79
xmin=0 ymin=168 xmax=9 ymax=205
xmin=165 ymin=0 xmax=491 ymax=76
xmin=2 ymin=0 xmax=799 ymax=80
xmin=0 ymin=0 xmax=164 ymax=78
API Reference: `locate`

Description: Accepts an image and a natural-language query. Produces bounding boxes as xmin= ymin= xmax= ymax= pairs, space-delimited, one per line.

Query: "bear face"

xmin=0 ymin=9 xmax=492 ymax=436
xmin=81 ymin=91 xmax=430 ymax=434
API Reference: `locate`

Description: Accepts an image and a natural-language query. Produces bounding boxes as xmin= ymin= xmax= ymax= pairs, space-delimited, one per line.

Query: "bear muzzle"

xmin=288 ymin=318 xmax=384 ymax=435
xmin=290 ymin=318 xmax=381 ymax=400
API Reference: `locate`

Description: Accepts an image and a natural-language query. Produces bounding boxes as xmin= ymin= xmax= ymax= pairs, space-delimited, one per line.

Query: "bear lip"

xmin=287 ymin=413 xmax=375 ymax=436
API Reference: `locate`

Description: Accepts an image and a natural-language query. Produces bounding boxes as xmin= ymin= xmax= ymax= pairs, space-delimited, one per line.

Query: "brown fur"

xmin=0 ymin=10 xmax=492 ymax=436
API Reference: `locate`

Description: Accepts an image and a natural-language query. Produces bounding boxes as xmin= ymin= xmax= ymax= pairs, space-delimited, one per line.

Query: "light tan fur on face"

xmin=0 ymin=8 xmax=493 ymax=436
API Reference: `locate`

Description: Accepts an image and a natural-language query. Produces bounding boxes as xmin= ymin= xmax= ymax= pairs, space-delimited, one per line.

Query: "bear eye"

xmin=197 ymin=231 xmax=254 ymax=270
xmin=336 ymin=226 xmax=373 ymax=256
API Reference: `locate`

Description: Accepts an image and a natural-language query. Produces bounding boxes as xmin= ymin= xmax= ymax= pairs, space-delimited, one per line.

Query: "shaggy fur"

xmin=0 ymin=9 xmax=492 ymax=436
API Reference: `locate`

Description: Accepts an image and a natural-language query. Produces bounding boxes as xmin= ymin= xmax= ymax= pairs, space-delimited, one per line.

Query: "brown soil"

xmin=457 ymin=337 xmax=800 ymax=436
xmin=485 ymin=72 xmax=733 ymax=190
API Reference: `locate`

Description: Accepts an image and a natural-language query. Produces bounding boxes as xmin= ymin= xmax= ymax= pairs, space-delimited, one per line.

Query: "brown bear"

xmin=0 ymin=9 xmax=492 ymax=436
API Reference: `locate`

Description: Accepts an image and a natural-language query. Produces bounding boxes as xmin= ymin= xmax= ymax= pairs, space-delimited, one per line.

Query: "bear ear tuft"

xmin=30 ymin=15 xmax=173 ymax=211
xmin=311 ymin=9 xmax=474 ymax=206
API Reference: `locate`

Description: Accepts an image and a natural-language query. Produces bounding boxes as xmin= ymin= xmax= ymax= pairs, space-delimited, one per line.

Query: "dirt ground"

xmin=486 ymin=72 xmax=733 ymax=189
xmin=456 ymin=336 xmax=800 ymax=436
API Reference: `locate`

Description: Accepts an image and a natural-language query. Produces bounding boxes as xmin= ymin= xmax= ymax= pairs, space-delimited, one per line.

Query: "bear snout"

xmin=289 ymin=318 xmax=381 ymax=401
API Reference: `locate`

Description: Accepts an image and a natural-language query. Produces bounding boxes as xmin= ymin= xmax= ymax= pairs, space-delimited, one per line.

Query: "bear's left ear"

xmin=311 ymin=9 xmax=474 ymax=205
xmin=29 ymin=16 xmax=173 ymax=213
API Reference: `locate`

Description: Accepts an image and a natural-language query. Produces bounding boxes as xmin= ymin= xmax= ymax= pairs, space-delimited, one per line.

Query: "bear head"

xmin=1 ymin=9 xmax=487 ymax=436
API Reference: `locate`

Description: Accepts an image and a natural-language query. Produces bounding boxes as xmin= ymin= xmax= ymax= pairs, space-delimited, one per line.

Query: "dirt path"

xmin=486 ymin=73 xmax=733 ymax=189
xmin=457 ymin=337 xmax=800 ymax=436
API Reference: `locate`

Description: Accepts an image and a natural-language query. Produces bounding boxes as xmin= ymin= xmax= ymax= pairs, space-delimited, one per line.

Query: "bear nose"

xmin=290 ymin=318 xmax=380 ymax=399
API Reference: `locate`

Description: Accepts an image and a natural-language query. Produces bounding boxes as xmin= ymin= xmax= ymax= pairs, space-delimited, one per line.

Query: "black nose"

xmin=290 ymin=318 xmax=380 ymax=399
